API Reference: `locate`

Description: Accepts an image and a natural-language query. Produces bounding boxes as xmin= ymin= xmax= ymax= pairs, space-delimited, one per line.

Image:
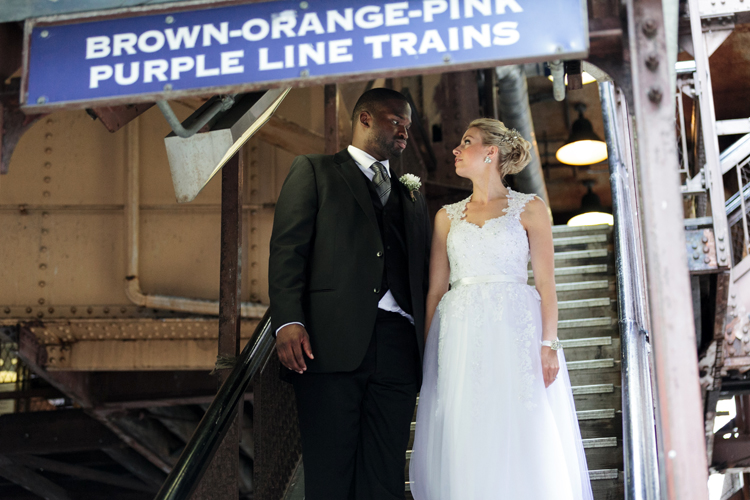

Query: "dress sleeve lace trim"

xmin=444 ymin=197 xmax=471 ymax=221
xmin=504 ymin=190 xmax=537 ymax=220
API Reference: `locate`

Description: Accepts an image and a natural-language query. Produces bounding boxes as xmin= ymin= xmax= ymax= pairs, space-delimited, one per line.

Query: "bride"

xmin=409 ymin=119 xmax=593 ymax=499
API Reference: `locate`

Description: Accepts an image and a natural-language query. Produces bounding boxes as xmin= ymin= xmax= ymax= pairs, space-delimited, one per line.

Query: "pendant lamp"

xmin=567 ymin=180 xmax=613 ymax=227
xmin=556 ymin=103 xmax=608 ymax=166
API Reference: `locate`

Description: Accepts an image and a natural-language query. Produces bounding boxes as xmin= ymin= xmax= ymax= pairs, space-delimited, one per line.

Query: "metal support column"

xmin=625 ymin=0 xmax=710 ymax=498
xmin=325 ymin=84 xmax=339 ymax=155
xmin=191 ymin=151 xmax=243 ymax=500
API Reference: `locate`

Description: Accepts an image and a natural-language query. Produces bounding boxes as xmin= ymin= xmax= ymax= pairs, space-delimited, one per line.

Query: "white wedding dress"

xmin=409 ymin=190 xmax=593 ymax=500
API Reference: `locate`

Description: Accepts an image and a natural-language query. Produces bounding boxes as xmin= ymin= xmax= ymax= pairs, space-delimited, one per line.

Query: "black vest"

xmin=364 ymin=175 xmax=413 ymax=316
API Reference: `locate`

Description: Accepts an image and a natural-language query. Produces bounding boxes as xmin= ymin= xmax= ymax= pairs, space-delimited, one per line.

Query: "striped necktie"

xmin=369 ymin=162 xmax=391 ymax=206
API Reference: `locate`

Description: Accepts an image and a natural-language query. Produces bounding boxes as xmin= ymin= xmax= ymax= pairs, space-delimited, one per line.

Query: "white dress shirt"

xmin=276 ymin=146 xmax=413 ymax=335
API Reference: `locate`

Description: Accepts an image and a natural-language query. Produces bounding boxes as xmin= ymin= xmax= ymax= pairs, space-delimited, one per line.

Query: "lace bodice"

xmin=444 ymin=189 xmax=537 ymax=284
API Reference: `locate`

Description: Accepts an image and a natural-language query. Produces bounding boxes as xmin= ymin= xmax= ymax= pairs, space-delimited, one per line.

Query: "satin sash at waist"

xmin=451 ymin=274 xmax=527 ymax=288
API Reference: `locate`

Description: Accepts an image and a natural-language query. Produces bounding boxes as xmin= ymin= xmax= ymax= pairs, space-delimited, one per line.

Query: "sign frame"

xmin=21 ymin=0 xmax=589 ymax=113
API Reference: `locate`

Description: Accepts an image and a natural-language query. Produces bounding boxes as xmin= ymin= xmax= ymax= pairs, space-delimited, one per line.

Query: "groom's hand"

xmin=276 ymin=324 xmax=314 ymax=374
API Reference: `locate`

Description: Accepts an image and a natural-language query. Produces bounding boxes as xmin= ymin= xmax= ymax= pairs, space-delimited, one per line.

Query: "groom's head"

xmin=351 ymin=88 xmax=412 ymax=161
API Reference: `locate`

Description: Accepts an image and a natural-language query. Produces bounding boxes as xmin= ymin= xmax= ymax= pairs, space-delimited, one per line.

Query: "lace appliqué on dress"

xmin=439 ymin=189 xmax=540 ymax=411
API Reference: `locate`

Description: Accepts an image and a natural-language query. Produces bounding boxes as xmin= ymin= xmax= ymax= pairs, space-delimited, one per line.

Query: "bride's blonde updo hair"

xmin=468 ymin=118 xmax=532 ymax=177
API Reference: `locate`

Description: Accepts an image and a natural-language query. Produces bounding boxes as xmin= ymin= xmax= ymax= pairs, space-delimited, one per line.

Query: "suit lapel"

xmin=333 ymin=149 xmax=379 ymax=232
xmin=397 ymin=181 xmax=422 ymax=286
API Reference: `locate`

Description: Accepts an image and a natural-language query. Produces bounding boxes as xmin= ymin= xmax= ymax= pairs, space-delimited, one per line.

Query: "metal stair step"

xmin=556 ymin=280 xmax=611 ymax=292
xmin=531 ymin=264 xmax=609 ymax=278
xmin=405 ymin=469 xmax=621 ymax=492
xmin=567 ymin=359 xmax=616 ymax=370
xmin=552 ymin=224 xmax=612 ymax=235
xmin=583 ymin=437 xmax=618 ymax=449
xmin=561 ymin=337 xmax=612 ymax=348
xmin=558 ymin=297 xmax=611 ymax=310
xmin=588 ymin=469 xmax=620 ymax=480
xmin=572 ymin=384 xmax=615 ymax=395
xmin=554 ymin=234 xmax=609 ymax=247
xmin=554 ymin=249 xmax=609 ymax=261
xmin=412 ymin=408 xmax=617 ymax=429
xmin=559 ymin=317 xmax=612 ymax=329
xmin=404 ymin=437 xmax=617 ymax=459
xmin=577 ymin=409 xmax=616 ymax=420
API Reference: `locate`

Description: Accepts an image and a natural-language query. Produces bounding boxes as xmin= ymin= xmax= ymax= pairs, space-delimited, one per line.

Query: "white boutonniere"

xmin=399 ymin=174 xmax=421 ymax=201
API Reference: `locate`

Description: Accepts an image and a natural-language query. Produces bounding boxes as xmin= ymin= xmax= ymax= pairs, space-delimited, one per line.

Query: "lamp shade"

xmin=556 ymin=106 xmax=608 ymax=166
xmin=547 ymin=72 xmax=598 ymax=85
xmin=567 ymin=181 xmax=613 ymax=226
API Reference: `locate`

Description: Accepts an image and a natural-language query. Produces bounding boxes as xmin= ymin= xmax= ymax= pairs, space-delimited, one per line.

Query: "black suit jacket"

xmin=269 ymin=149 xmax=431 ymax=373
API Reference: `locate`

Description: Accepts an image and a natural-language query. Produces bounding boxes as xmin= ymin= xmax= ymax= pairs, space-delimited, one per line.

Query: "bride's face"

xmin=453 ymin=128 xmax=493 ymax=178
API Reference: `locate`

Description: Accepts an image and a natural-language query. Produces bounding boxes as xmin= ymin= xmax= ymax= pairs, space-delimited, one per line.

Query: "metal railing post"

xmin=601 ymin=81 xmax=661 ymax=500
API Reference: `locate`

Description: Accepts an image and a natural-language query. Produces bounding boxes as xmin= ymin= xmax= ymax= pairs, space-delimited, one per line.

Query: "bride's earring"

xmin=484 ymin=156 xmax=492 ymax=164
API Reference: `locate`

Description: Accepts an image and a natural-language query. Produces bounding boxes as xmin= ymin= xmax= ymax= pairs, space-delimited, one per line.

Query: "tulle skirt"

xmin=409 ymin=282 xmax=594 ymax=500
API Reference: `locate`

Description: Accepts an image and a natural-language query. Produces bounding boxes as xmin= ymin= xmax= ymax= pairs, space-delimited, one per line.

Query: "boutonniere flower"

xmin=399 ymin=174 xmax=421 ymax=201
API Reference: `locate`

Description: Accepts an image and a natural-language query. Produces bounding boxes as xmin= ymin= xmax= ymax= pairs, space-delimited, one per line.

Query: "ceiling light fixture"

xmin=547 ymin=72 xmax=597 ymax=85
xmin=556 ymin=103 xmax=608 ymax=166
xmin=567 ymin=180 xmax=613 ymax=227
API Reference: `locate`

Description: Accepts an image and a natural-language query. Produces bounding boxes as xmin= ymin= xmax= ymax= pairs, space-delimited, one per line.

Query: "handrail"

xmin=599 ymin=81 xmax=661 ymax=500
xmin=153 ymin=310 xmax=275 ymax=500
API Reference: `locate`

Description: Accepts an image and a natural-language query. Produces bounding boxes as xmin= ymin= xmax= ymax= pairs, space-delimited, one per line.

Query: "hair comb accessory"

xmin=498 ymin=128 xmax=522 ymax=145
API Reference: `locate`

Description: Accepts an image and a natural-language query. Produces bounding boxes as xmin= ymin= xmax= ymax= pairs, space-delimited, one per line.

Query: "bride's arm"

xmin=425 ymin=209 xmax=451 ymax=341
xmin=522 ymin=197 xmax=559 ymax=388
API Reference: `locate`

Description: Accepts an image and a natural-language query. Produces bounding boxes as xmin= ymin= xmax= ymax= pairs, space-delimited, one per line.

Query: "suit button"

xmin=373 ymin=288 xmax=379 ymax=293
xmin=376 ymin=251 xmax=383 ymax=257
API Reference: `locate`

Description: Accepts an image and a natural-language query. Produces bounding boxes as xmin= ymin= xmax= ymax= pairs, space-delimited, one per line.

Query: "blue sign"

xmin=24 ymin=0 xmax=588 ymax=108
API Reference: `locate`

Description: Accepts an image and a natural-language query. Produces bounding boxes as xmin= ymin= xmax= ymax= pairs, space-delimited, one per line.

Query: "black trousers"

xmin=291 ymin=310 xmax=420 ymax=500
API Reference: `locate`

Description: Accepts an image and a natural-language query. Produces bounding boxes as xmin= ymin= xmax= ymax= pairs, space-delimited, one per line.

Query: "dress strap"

xmin=444 ymin=197 xmax=471 ymax=221
xmin=504 ymin=189 xmax=537 ymax=219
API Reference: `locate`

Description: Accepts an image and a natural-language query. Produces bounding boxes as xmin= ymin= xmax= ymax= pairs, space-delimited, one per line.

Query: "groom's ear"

xmin=359 ymin=110 xmax=372 ymax=129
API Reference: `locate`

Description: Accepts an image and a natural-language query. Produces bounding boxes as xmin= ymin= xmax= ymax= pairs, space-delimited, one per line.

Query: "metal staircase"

xmin=404 ymin=223 xmax=623 ymax=499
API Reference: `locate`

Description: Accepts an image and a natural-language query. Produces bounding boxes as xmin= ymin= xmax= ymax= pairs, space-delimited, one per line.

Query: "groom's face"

xmin=367 ymin=99 xmax=412 ymax=160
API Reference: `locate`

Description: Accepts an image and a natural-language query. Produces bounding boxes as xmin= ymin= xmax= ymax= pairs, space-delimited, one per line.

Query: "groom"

xmin=269 ymin=88 xmax=430 ymax=499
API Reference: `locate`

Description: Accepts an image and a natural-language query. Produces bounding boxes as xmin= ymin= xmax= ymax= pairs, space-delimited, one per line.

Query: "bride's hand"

xmin=541 ymin=346 xmax=559 ymax=388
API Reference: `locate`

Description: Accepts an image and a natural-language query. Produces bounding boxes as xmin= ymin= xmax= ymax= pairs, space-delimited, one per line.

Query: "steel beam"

xmin=190 ymin=150 xmax=243 ymax=500
xmin=102 ymin=446 xmax=166 ymax=490
xmin=0 ymin=409 xmax=121 ymax=455
xmin=625 ymin=0 xmax=710 ymax=498
xmin=88 ymin=103 xmax=154 ymax=133
xmin=12 ymin=455 xmax=154 ymax=493
xmin=0 ymin=455 xmax=71 ymax=500
xmin=325 ymin=84 xmax=340 ymax=155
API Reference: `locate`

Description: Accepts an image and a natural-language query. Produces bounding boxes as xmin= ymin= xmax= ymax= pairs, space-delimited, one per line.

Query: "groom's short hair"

xmin=351 ymin=88 xmax=409 ymax=124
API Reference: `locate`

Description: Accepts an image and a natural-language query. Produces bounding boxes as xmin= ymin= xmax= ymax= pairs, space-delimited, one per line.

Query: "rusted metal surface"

xmin=624 ymin=0 xmax=710 ymax=498
xmin=89 ymin=103 xmax=155 ymax=133
xmin=254 ymin=351 xmax=302 ymax=500
xmin=218 ymin=151 xmax=243 ymax=374
xmin=686 ymin=228 xmax=719 ymax=272
xmin=688 ymin=0 xmax=731 ymax=268
xmin=713 ymin=396 xmax=750 ymax=472
xmin=190 ymin=151 xmax=244 ymax=500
